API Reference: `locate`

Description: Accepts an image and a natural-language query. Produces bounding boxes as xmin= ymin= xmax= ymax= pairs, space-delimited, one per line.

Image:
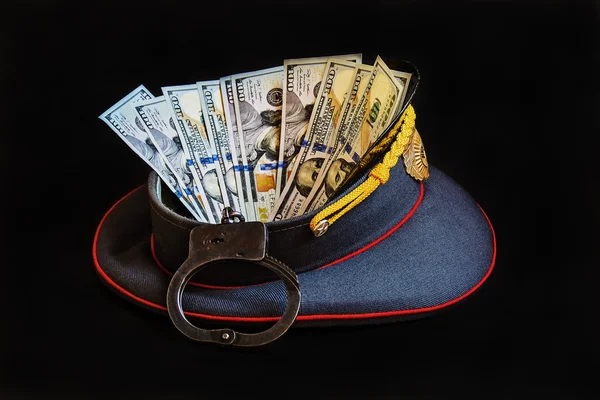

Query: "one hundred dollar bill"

xmin=304 ymin=57 xmax=406 ymax=212
xmin=197 ymin=81 xmax=244 ymax=215
xmin=220 ymin=77 xmax=255 ymax=221
xmin=302 ymin=63 xmax=374 ymax=212
xmin=270 ymin=59 xmax=358 ymax=221
xmin=393 ymin=70 xmax=412 ymax=118
xmin=358 ymin=56 xmax=407 ymax=156
xmin=231 ymin=66 xmax=283 ymax=222
xmin=162 ymin=85 xmax=223 ymax=223
xmin=303 ymin=64 xmax=411 ymax=212
xmin=133 ymin=96 xmax=208 ymax=221
xmin=98 ymin=85 xmax=204 ymax=221
xmin=275 ymin=54 xmax=362 ymax=200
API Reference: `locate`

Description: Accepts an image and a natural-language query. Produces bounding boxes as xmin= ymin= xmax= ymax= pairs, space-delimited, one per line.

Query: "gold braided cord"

xmin=309 ymin=105 xmax=417 ymax=233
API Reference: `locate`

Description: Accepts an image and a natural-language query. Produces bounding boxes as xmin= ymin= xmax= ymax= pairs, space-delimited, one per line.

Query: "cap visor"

xmin=93 ymin=166 xmax=496 ymax=327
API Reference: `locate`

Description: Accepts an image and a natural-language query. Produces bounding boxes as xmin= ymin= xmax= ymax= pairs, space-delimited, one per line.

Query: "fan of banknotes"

xmin=99 ymin=54 xmax=412 ymax=223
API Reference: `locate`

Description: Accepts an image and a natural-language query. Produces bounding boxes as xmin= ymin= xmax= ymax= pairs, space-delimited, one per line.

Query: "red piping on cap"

xmin=150 ymin=181 xmax=425 ymax=288
xmin=317 ymin=181 xmax=424 ymax=270
xmin=93 ymin=182 xmax=497 ymax=323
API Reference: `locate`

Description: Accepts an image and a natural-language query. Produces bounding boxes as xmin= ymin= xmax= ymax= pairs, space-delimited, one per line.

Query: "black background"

xmin=2 ymin=0 xmax=598 ymax=397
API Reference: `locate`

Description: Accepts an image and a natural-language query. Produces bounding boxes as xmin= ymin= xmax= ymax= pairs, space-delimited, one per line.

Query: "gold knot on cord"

xmin=309 ymin=105 xmax=418 ymax=236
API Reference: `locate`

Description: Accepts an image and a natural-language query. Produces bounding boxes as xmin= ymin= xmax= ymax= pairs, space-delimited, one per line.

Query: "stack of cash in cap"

xmin=99 ymin=55 xmax=411 ymax=223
